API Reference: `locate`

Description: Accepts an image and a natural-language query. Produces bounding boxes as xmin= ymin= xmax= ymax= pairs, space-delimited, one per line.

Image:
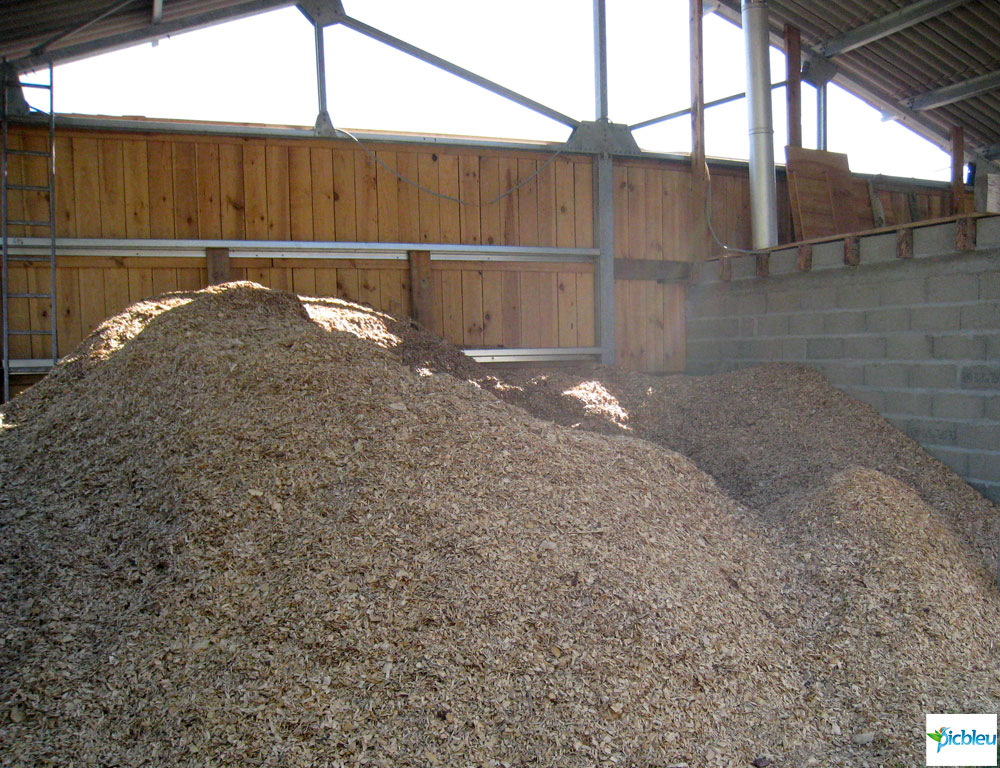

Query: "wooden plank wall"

xmin=3 ymin=124 xmax=958 ymax=374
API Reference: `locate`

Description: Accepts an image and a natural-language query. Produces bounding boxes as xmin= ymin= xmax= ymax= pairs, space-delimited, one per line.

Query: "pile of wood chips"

xmin=1 ymin=283 xmax=997 ymax=768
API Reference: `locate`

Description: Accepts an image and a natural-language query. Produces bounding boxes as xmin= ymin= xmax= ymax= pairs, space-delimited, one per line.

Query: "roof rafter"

xmin=906 ymin=68 xmax=1000 ymax=110
xmin=817 ymin=0 xmax=971 ymax=58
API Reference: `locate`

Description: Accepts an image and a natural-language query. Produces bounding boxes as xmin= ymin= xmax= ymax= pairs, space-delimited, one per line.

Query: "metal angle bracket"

xmin=297 ymin=0 xmax=345 ymax=27
xmin=564 ymin=120 xmax=641 ymax=156
xmin=802 ymin=55 xmax=837 ymax=87
xmin=1 ymin=63 xmax=31 ymax=118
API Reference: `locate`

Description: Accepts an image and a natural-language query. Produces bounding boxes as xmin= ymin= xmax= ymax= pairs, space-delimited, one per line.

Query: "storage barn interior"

xmin=2 ymin=1 xmax=999 ymax=766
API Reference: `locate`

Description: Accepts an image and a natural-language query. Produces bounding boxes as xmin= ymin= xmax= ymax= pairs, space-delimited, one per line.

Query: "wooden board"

xmin=785 ymin=146 xmax=873 ymax=239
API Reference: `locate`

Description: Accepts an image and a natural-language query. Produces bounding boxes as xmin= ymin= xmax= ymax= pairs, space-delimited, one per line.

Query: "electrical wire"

xmin=335 ymin=127 xmax=567 ymax=208
xmin=703 ymin=159 xmax=756 ymax=255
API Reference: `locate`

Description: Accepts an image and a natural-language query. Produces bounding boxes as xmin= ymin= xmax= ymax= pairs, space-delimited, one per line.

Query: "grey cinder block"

xmin=864 ymin=362 xmax=910 ymax=388
xmin=824 ymin=311 xmax=866 ymax=335
xmin=959 ymin=301 xmax=1000 ymax=330
xmin=844 ymin=336 xmax=887 ymax=359
xmin=927 ymin=274 xmax=979 ymax=303
xmin=885 ymin=334 xmax=933 ymax=359
xmin=866 ymin=307 xmax=910 ymax=333
xmin=961 ymin=365 xmax=1000 ymax=390
xmin=930 ymin=334 xmax=986 ymax=360
xmin=910 ymin=364 xmax=959 ymax=389
xmin=807 ymin=337 xmax=844 ymax=359
xmin=932 ymin=393 xmax=986 ymax=420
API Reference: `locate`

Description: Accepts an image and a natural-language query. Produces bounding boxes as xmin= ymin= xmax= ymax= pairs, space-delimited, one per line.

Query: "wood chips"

xmin=1 ymin=282 xmax=998 ymax=767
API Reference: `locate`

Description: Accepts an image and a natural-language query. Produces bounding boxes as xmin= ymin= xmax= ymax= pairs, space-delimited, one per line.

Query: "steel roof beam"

xmin=906 ymin=68 xmax=1000 ymax=111
xmin=817 ymin=0 xmax=970 ymax=58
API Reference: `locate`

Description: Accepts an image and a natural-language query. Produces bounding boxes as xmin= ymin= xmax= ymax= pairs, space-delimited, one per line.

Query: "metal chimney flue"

xmin=742 ymin=0 xmax=778 ymax=249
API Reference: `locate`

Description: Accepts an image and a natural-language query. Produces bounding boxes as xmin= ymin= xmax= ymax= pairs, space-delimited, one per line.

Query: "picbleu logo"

xmin=926 ymin=714 xmax=998 ymax=766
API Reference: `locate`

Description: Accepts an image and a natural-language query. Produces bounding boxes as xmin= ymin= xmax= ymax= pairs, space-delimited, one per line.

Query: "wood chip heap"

xmin=1 ymin=283 xmax=997 ymax=767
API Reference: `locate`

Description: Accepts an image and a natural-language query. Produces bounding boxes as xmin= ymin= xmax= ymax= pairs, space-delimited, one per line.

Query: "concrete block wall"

xmin=687 ymin=218 xmax=1000 ymax=503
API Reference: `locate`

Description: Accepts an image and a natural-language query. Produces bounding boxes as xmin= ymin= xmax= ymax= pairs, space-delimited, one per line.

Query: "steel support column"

xmin=743 ymin=0 xmax=778 ymax=249
xmin=817 ymin=82 xmax=828 ymax=149
xmin=312 ymin=22 xmax=334 ymax=135
xmin=593 ymin=0 xmax=614 ymax=364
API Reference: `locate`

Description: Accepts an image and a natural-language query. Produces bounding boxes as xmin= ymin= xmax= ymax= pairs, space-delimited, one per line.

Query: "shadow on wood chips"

xmin=1 ymin=283 xmax=997 ymax=768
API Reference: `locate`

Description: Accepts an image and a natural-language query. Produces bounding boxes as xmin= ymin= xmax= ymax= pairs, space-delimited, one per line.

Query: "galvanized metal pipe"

xmin=314 ymin=23 xmax=328 ymax=117
xmin=742 ymin=0 xmax=778 ymax=249
xmin=817 ymin=82 xmax=828 ymax=149
xmin=593 ymin=0 xmax=609 ymax=121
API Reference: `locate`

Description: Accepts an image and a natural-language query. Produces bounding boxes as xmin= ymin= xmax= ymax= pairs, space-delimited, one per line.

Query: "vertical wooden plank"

xmin=396 ymin=152 xmax=420 ymax=243
xmin=104 ymin=268 xmax=130 ymax=317
xmin=206 ymin=247 xmax=231 ymax=284
xmin=336 ymin=268 xmax=359 ymax=303
xmin=499 ymin=157 xmax=518 ymax=245
xmin=516 ymin=158 xmax=538 ymax=246
xmin=354 ymin=150 xmax=378 ymax=242
xmin=56 ymin=267 xmax=82 ymax=356
xmin=219 ymin=143 xmax=246 ymax=240
xmin=22 ymin=133 xmax=50 ymax=238
xmin=430 ymin=271 xmax=444 ymax=336
xmin=663 ymin=283 xmax=686 ymax=372
xmin=461 ymin=269 xmax=484 ymax=346
xmin=288 ymin=145 xmax=314 ymax=240
xmin=613 ymin=164 xmax=628 ymax=259
xmin=196 ymin=143 xmax=222 ymax=239
xmin=540 ymin=271 xmax=559 ymax=347
xmin=151 ymin=268 xmax=178 ymax=295
xmin=557 ymin=272 xmax=578 ymax=347
xmin=574 ymin=161 xmax=594 ymax=249
xmin=6 ymin=268 xmax=31 ymax=358
xmin=128 ymin=268 xmax=153 ymax=303
xmin=644 ymin=168 xmax=664 ymax=259
xmin=375 ymin=150 xmax=399 ymax=243
xmin=481 ymin=270 xmax=503 ymax=347
xmin=147 ymin=141 xmax=175 ymax=239
xmin=123 ymin=139 xmax=151 ymax=239
xmin=268 ymin=267 xmax=290 ymax=291
xmin=645 ymin=281 xmax=665 ymax=372
xmin=332 ymin=148 xmax=357 ymax=241
xmin=399 ymin=264 xmax=412 ymax=317
xmin=293 ymin=267 xmax=317 ymax=296
xmin=78 ymin=268 xmax=106 ymax=336
xmin=440 ymin=269 xmax=464 ymax=344
xmin=5 ymin=132 xmax=25 ymax=238
xmin=536 ymin=158 xmax=556 ymax=247
xmin=408 ymin=251 xmax=433 ymax=324
xmin=438 ymin=153 xmax=461 ymax=244
xmin=315 ymin=267 xmax=338 ymax=297
xmin=172 ymin=141 xmax=199 ymax=239
xmin=380 ymin=269 xmax=404 ymax=317
xmin=951 ymin=125 xmax=965 ymax=215
xmin=458 ymin=154 xmax=481 ymax=244
xmin=99 ymin=139 xmax=128 ymax=238
xmin=243 ymin=142 xmax=268 ymax=239
xmin=519 ymin=272 xmax=542 ymax=347
xmin=576 ymin=271 xmax=595 ymax=346
xmin=310 ymin=147 xmax=336 ymax=240
xmin=54 ymin=135 xmax=76 ymax=237
xmin=614 ymin=279 xmax=629 ymax=368
xmin=418 ymin=152 xmax=441 ymax=243
xmin=784 ymin=25 xmax=802 ymax=149
xmin=27 ymin=267 xmax=49 ymax=358
xmin=479 ymin=156 xmax=501 ymax=246
xmin=501 ymin=271 xmax=521 ymax=347
xmin=627 ymin=165 xmax=646 ymax=259
xmin=246 ymin=265 xmax=270 ymax=287
xmin=72 ymin=137 xmax=102 ymax=238
xmin=554 ymin=158 xmax=576 ymax=248
xmin=359 ymin=268 xmax=380 ymax=308
xmin=265 ymin=144 xmax=290 ymax=240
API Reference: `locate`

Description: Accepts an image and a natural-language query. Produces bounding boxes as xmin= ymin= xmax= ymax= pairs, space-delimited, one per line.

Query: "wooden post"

xmin=690 ymin=0 xmax=709 ymax=259
xmin=784 ymin=25 xmax=802 ymax=149
xmin=755 ymin=253 xmax=770 ymax=278
xmin=796 ymin=243 xmax=812 ymax=271
xmin=408 ymin=250 xmax=433 ymax=325
xmin=843 ymin=235 xmax=860 ymax=266
xmin=896 ymin=228 xmax=913 ymax=259
xmin=951 ymin=125 xmax=965 ymax=215
xmin=955 ymin=217 xmax=977 ymax=251
xmin=205 ymin=247 xmax=231 ymax=285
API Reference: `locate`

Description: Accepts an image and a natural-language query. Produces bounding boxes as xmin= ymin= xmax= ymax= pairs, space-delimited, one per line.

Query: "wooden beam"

xmin=951 ymin=125 xmax=965 ymax=215
xmin=690 ymin=0 xmax=708 ymax=260
xmin=796 ymin=243 xmax=812 ymax=271
xmin=843 ymin=235 xmax=860 ymax=266
xmin=955 ymin=216 xmax=977 ymax=251
xmin=408 ymin=250 xmax=433 ymax=325
xmin=613 ymin=258 xmax=691 ymax=282
xmin=755 ymin=253 xmax=770 ymax=278
xmin=784 ymin=25 xmax=802 ymax=149
xmin=896 ymin=228 xmax=913 ymax=259
xmin=205 ymin=247 xmax=231 ymax=285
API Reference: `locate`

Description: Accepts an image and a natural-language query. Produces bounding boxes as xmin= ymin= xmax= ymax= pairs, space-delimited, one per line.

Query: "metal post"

xmin=2 ymin=66 xmax=9 ymax=402
xmin=313 ymin=22 xmax=335 ymax=135
xmin=817 ymin=82 xmax=828 ymax=150
xmin=593 ymin=0 xmax=614 ymax=363
xmin=743 ymin=0 xmax=778 ymax=249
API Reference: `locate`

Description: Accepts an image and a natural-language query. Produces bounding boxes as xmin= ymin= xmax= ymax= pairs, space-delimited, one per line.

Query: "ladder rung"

xmin=5 ymin=149 xmax=50 ymax=157
xmin=7 ymin=255 xmax=52 ymax=263
xmin=7 ymin=293 xmax=52 ymax=299
xmin=6 ymin=184 xmax=50 ymax=192
xmin=8 ymin=329 xmax=52 ymax=336
xmin=6 ymin=220 xmax=51 ymax=227
xmin=18 ymin=82 xmax=52 ymax=90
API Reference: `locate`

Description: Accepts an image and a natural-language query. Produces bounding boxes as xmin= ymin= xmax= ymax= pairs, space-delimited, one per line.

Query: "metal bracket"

xmin=802 ymin=55 xmax=837 ymax=87
xmin=564 ymin=119 xmax=641 ymax=156
xmin=1 ymin=63 xmax=30 ymax=117
xmin=297 ymin=0 xmax=345 ymax=27
xmin=314 ymin=110 xmax=336 ymax=136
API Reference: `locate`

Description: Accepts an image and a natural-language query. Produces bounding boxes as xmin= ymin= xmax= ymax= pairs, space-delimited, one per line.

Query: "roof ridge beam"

xmin=817 ymin=0 xmax=970 ymax=58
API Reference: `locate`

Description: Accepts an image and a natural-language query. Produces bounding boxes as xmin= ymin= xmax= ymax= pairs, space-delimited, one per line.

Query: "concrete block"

xmin=976 ymin=217 xmax=1000 ymax=247
xmin=819 ymin=363 xmax=865 ymax=388
xmin=845 ymin=387 xmax=884 ymax=411
xmin=864 ymin=362 xmax=909 ymax=388
xmin=913 ymin=222 xmax=956 ymax=256
xmin=909 ymin=363 xmax=959 ymax=389
xmin=909 ymin=304 xmax=961 ymax=331
xmin=980 ymin=272 xmax=1000 ymax=300
xmin=956 ymin=423 xmax=1000 ymax=451
xmin=769 ymin=249 xmax=799 ymax=275
xmin=969 ymin=480 xmax=1000 ymax=505
xmin=925 ymin=445 xmax=969 ymax=475
xmin=823 ymin=311 xmax=866 ymax=335
xmin=689 ymin=317 xmax=739 ymax=339
xmin=885 ymin=390 xmax=933 ymax=417
xmin=766 ymin=291 xmax=803 ymax=313
xmin=968 ymin=453 xmax=1000 ymax=483
xmin=776 ymin=338 xmax=807 ymax=359
xmin=866 ymin=307 xmax=910 ymax=333
xmin=811 ymin=241 xmax=844 ymax=270
xmin=686 ymin=340 xmax=723 ymax=362
xmin=932 ymin=393 xmax=986 ymax=420
xmin=959 ymin=301 xmax=1000 ymax=330
xmin=739 ymin=318 xmax=756 ymax=336
xmin=930 ymin=334 xmax=987 ymax=360
xmin=986 ymin=334 xmax=1000 ymax=359
xmin=961 ymin=364 xmax=1000 ymax=390
xmin=885 ymin=415 xmax=910 ymax=432
xmin=927 ymin=273 xmax=979 ymax=302
xmin=906 ymin=418 xmax=957 ymax=444
xmin=844 ymin=336 xmax=886 ymax=359
xmin=878 ymin=278 xmax=925 ymax=306
xmin=859 ymin=233 xmax=897 ymax=265
xmin=756 ymin=314 xmax=789 ymax=337
xmin=730 ymin=256 xmax=757 ymax=281
xmin=788 ymin=312 xmax=826 ymax=336
xmin=885 ymin=333 xmax=933 ymax=359
xmin=985 ymin=396 xmax=1000 ymax=420
xmin=808 ymin=337 xmax=844 ymax=359
xmin=735 ymin=293 xmax=767 ymax=316
xmin=836 ymin=284 xmax=880 ymax=309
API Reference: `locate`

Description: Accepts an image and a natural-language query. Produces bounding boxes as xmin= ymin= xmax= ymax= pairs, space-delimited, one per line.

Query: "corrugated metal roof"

xmin=715 ymin=0 xmax=1000 ymax=165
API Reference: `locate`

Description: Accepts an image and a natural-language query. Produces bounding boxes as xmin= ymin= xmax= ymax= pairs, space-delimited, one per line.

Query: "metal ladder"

xmin=2 ymin=63 xmax=57 ymax=402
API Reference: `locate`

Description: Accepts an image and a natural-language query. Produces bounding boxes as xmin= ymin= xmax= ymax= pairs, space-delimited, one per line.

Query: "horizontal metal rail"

xmin=631 ymin=81 xmax=787 ymax=131
xmin=464 ymin=347 xmax=601 ymax=363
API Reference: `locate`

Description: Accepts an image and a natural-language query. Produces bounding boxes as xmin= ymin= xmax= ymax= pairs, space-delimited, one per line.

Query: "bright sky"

xmin=24 ymin=0 xmax=952 ymax=181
